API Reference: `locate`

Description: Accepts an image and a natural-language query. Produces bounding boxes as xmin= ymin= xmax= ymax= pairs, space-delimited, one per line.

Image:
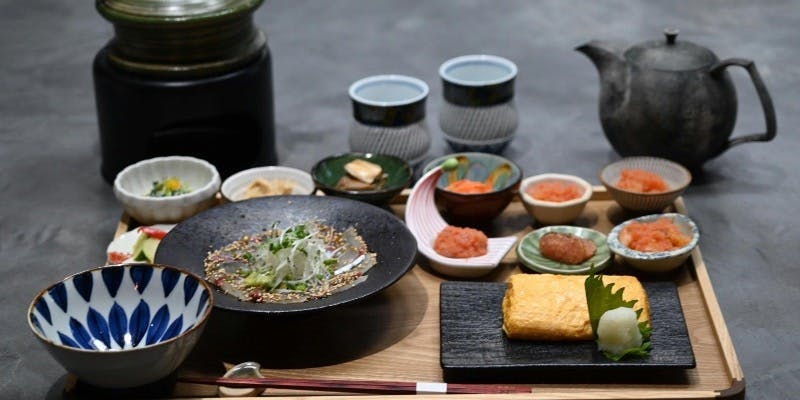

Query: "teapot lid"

xmin=625 ymin=29 xmax=718 ymax=71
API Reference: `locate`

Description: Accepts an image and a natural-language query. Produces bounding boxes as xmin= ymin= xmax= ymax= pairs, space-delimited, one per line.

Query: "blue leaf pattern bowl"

xmin=27 ymin=264 xmax=213 ymax=388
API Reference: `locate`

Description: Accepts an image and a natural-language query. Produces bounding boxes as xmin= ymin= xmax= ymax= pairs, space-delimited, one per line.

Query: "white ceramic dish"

xmin=607 ymin=213 xmax=699 ymax=273
xmin=220 ymin=166 xmax=314 ymax=202
xmin=518 ymin=173 xmax=593 ymax=225
xmin=405 ymin=167 xmax=517 ymax=278
xmin=599 ymin=157 xmax=691 ymax=212
xmin=113 ymin=156 xmax=221 ymax=224
xmin=106 ymin=224 xmax=175 ymax=264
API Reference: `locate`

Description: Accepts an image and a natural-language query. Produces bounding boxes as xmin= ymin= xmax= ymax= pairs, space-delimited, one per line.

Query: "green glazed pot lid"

xmin=516 ymin=226 xmax=611 ymax=275
xmin=97 ymin=0 xmax=264 ymax=23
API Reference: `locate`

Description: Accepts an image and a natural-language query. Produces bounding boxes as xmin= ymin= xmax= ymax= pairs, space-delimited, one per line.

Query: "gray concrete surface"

xmin=2 ymin=1 xmax=799 ymax=398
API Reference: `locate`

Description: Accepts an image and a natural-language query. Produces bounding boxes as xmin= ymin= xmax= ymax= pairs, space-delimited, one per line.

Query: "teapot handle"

xmin=710 ymin=58 xmax=777 ymax=150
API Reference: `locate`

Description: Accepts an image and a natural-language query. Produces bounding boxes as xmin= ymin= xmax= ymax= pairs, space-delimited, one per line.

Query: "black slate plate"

xmin=155 ymin=195 xmax=417 ymax=314
xmin=440 ymin=281 xmax=695 ymax=381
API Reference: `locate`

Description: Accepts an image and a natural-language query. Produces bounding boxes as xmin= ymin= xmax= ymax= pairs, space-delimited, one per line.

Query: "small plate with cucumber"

xmin=106 ymin=224 xmax=175 ymax=264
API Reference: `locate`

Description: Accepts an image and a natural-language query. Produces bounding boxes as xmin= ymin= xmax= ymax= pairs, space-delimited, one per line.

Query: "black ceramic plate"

xmin=440 ymin=281 xmax=695 ymax=381
xmin=155 ymin=196 xmax=417 ymax=314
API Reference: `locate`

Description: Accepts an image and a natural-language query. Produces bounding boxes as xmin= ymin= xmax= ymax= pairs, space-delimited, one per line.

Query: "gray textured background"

xmin=2 ymin=1 xmax=799 ymax=398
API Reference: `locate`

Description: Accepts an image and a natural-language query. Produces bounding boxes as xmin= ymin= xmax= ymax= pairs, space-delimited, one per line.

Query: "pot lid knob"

xmin=625 ymin=28 xmax=717 ymax=71
xmin=664 ymin=28 xmax=679 ymax=45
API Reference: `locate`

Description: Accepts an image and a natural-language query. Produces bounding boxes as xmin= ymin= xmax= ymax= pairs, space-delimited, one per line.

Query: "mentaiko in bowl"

xmin=422 ymin=152 xmax=522 ymax=222
xmin=311 ymin=152 xmax=412 ymax=205
xmin=113 ymin=156 xmax=221 ymax=224
xmin=516 ymin=225 xmax=610 ymax=275
xmin=518 ymin=173 xmax=593 ymax=225
xmin=599 ymin=157 xmax=691 ymax=213
xmin=27 ymin=264 xmax=213 ymax=388
xmin=607 ymin=213 xmax=699 ymax=273
xmin=220 ymin=165 xmax=315 ymax=202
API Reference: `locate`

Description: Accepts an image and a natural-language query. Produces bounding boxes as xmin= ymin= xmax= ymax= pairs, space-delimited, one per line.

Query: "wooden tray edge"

xmin=110 ymin=187 xmax=746 ymax=399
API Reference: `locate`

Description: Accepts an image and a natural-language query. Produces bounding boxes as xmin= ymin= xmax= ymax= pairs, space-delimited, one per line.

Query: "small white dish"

xmin=113 ymin=156 xmax=221 ymax=224
xmin=599 ymin=157 xmax=691 ymax=212
xmin=608 ymin=213 xmax=699 ymax=273
xmin=519 ymin=173 xmax=593 ymax=225
xmin=106 ymin=224 xmax=175 ymax=264
xmin=220 ymin=166 xmax=314 ymax=202
xmin=405 ymin=167 xmax=517 ymax=278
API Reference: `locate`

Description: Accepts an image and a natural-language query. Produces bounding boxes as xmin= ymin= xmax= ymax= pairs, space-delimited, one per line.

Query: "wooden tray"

xmin=75 ymin=187 xmax=744 ymax=399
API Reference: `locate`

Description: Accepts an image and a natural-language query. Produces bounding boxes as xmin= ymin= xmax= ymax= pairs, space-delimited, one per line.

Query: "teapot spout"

xmin=576 ymin=41 xmax=628 ymax=108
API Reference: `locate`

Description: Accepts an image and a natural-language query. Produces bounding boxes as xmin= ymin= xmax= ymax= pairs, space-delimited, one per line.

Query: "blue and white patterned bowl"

xmin=27 ymin=264 xmax=213 ymax=388
xmin=608 ymin=213 xmax=699 ymax=273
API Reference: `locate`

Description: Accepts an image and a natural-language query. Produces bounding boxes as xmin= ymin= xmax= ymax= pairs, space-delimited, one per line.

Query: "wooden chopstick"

xmin=179 ymin=376 xmax=532 ymax=395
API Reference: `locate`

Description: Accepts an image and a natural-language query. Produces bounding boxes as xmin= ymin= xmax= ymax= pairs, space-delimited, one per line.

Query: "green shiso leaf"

xmin=584 ymin=267 xmax=652 ymax=360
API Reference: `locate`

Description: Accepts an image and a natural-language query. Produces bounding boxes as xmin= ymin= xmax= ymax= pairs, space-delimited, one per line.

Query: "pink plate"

xmin=405 ymin=167 xmax=517 ymax=278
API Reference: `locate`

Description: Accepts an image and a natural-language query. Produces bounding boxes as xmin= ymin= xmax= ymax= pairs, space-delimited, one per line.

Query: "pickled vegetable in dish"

xmin=204 ymin=222 xmax=377 ymax=303
xmin=616 ymin=169 xmax=669 ymax=193
xmin=620 ymin=217 xmax=691 ymax=252
xmin=527 ymin=181 xmax=583 ymax=202
xmin=336 ymin=159 xmax=387 ymax=191
xmin=539 ymin=232 xmax=597 ymax=264
xmin=445 ymin=179 xmax=493 ymax=194
xmin=434 ymin=226 xmax=488 ymax=258
xmin=148 ymin=177 xmax=191 ymax=197
xmin=243 ymin=178 xmax=295 ymax=199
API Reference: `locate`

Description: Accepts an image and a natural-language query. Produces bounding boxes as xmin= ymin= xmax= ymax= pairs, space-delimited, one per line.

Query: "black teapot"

xmin=577 ymin=29 xmax=776 ymax=170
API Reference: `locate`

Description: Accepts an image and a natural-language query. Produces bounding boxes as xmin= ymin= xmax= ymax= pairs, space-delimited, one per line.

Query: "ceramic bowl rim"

xmin=113 ymin=156 xmax=221 ymax=202
xmin=439 ymin=54 xmax=518 ymax=87
xmin=599 ymin=156 xmax=692 ymax=197
xmin=607 ymin=213 xmax=700 ymax=261
xmin=311 ymin=152 xmax=413 ymax=196
xmin=348 ymin=74 xmax=429 ymax=107
xmin=27 ymin=263 xmax=214 ymax=354
xmin=220 ymin=165 xmax=315 ymax=202
xmin=519 ymin=173 xmax=593 ymax=208
xmin=423 ymin=152 xmax=522 ymax=197
xmin=516 ymin=225 xmax=611 ymax=275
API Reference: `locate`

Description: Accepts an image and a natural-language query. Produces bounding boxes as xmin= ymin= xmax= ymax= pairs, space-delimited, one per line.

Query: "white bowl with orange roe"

xmin=519 ymin=173 xmax=593 ymax=225
xmin=608 ymin=213 xmax=699 ymax=273
xmin=599 ymin=157 xmax=691 ymax=212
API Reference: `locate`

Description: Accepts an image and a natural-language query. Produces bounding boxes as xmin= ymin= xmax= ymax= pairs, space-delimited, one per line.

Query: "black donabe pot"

xmin=94 ymin=0 xmax=276 ymax=182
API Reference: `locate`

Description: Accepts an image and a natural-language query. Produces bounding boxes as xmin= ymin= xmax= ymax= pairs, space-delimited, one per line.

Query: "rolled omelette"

xmin=502 ymin=274 xmax=651 ymax=341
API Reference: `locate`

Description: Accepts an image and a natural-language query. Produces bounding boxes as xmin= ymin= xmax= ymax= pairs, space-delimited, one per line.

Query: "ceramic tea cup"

xmin=348 ymin=75 xmax=431 ymax=167
xmin=438 ymin=55 xmax=518 ymax=153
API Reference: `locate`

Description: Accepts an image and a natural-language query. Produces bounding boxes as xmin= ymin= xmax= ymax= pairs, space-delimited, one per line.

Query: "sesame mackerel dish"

xmin=204 ymin=221 xmax=377 ymax=303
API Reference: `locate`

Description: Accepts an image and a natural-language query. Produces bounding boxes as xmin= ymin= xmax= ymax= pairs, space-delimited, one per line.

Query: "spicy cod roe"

xmin=527 ymin=181 xmax=583 ymax=202
xmin=620 ymin=217 xmax=691 ymax=252
xmin=616 ymin=169 xmax=669 ymax=193
xmin=434 ymin=226 xmax=489 ymax=258
xmin=445 ymin=179 xmax=493 ymax=194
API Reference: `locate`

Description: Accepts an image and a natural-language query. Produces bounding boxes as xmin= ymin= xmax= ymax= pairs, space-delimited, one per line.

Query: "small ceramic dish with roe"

xmin=422 ymin=152 xmax=522 ymax=222
xmin=519 ymin=173 xmax=592 ymax=225
xmin=600 ymin=157 xmax=691 ymax=212
xmin=608 ymin=213 xmax=699 ymax=273
xmin=405 ymin=166 xmax=517 ymax=278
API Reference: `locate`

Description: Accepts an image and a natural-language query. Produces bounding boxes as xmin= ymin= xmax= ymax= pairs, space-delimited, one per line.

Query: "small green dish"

xmin=516 ymin=226 xmax=611 ymax=275
xmin=311 ymin=153 xmax=412 ymax=205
